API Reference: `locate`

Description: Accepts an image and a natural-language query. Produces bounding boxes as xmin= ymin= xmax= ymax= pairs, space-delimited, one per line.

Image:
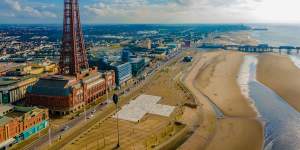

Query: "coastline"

xmin=181 ymin=50 xmax=263 ymax=150
xmin=196 ymin=51 xmax=263 ymax=150
xmin=237 ymin=55 xmax=261 ymax=117
xmin=257 ymin=54 xmax=300 ymax=112
xmin=195 ymin=51 xmax=257 ymax=117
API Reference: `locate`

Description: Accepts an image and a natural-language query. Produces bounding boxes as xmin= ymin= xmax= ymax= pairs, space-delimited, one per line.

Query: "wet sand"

xmin=195 ymin=51 xmax=257 ymax=117
xmin=181 ymin=51 xmax=263 ymax=150
xmin=206 ymin=118 xmax=263 ymax=150
xmin=257 ymin=54 xmax=300 ymax=112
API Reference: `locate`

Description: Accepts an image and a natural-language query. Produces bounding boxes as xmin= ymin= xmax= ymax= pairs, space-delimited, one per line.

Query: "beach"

xmin=195 ymin=51 xmax=257 ymax=117
xmin=180 ymin=51 xmax=263 ymax=150
xmin=257 ymin=54 xmax=300 ymax=112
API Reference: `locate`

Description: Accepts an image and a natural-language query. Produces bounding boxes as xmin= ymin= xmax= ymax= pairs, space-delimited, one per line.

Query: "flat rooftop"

xmin=110 ymin=61 xmax=130 ymax=67
xmin=43 ymin=75 xmax=76 ymax=81
xmin=0 ymin=63 xmax=24 ymax=73
xmin=0 ymin=75 xmax=35 ymax=87
xmin=0 ymin=77 xmax=18 ymax=86
xmin=0 ymin=104 xmax=14 ymax=116
xmin=1 ymin=106 xmax=45 ymax=125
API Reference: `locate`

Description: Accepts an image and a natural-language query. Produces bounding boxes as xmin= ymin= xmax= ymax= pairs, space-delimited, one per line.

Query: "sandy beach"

xmin=257 ymin=54 xmax=300 ymax=112
xmin=180 ymin=51 xmax=263 ymax=150
xmin=195 ymin=51 xmax=257 ymax=117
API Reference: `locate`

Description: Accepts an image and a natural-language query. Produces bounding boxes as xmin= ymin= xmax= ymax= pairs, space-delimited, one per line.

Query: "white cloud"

xmin=252 ymin=0 xmax=300 ymax=23
xmin=1 ymin=0 xmax=300 ymax=23
xmin=3 ymin=0 xmax=57 ymax=18
xmin=83 ymin=0 xmax=263 ymax=23
xmin=3 ymin=0 xmax=22 ymax=11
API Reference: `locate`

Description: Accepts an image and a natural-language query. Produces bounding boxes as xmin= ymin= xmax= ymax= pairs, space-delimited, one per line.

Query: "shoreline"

xmin=237 ymin=55 xmax=261 ymax=117
xmin=199 ymin=51 xmax=263 ymax=150
xmin=195 ymin=51 xmax=257 ymax=117
xmin=257 ymin=53 xmax=300 ymax=112
xmin=181 ymin=50 xmax=263 ymax=150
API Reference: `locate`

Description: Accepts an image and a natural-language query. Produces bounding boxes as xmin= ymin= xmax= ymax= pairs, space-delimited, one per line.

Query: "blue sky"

xmin=1 ymin=0 xmax=300 ymax=24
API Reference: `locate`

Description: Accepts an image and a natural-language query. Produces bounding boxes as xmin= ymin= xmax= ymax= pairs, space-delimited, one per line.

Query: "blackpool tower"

xmin=27 ymin=0 xmax=116 ymax=115
xmin=59 ymin=0 xmax=89 ymax=76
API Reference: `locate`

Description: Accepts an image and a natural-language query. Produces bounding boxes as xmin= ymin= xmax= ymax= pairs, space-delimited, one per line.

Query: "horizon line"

xmin=0 ymin=22 xmax=300 ymax=25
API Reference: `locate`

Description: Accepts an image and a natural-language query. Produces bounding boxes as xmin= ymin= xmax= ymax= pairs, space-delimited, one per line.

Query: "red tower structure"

xmin=60 ymin=0 xmax=89 ymax=76
xmin=26 ymin=0 xmax=116 ymax=115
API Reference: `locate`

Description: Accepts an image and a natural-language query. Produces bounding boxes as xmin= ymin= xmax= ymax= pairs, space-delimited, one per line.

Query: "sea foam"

xmin=237 ymin=55 xmax=261 ymax=117
xmin=289 ymin=55 xmax=300 ymax=69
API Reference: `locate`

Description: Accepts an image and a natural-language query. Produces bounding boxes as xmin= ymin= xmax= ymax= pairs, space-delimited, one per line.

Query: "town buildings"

xmin=0 ymin=76 xmax=37 ymax=104
xmin=130 ymin=58 xmax=146 ymax=76
xmin=0 ymin=105 xmax=49 ymax=149
xmin=110 ymin=62 xmax=132 ymax=86
xmin=184 ymin=40 xmax=191 ymax=48
xmin=144 ymin=39 xmax=152 ymax=50
xmin=0 ymin=60 xmax=59 ymax=105
xmin=0 ymin=63 xmax=24 ymax=77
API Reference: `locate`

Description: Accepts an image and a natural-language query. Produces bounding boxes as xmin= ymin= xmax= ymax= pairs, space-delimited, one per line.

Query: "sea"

xmin=250 ymin=24 xmax=300 ymax=46
xmin=242 ymin=24 xmax=300 ymax=150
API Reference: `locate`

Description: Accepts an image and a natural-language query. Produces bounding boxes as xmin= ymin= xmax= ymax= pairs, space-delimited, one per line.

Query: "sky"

xmin=0 ymin=0 xmax=300 ymax=24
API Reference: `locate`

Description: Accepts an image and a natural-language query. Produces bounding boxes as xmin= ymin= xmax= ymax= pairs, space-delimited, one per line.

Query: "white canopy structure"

xmin=114 ymin=95 xmax=175 ymax=122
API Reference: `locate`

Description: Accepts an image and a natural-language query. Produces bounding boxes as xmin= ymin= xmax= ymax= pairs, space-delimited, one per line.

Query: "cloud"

xmin=84 ymin=0 xmax=146 ymax=16
xmin=2 ymin=0 xmax=298 ymax=24
xmin=83 ymin=0 xmax=262 ymax=23
xmin=3 ymin=0 xmax=57 ymax=18
xmin=3 ymin=0 xmax=22 ymax=11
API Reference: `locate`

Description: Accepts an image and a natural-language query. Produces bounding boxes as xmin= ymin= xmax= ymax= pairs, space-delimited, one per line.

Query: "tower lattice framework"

xmin=59 ymin=0 xmax=88 ymax=76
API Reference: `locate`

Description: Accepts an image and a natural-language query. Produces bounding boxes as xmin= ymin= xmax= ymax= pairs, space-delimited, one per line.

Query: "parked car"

xmin=87 ymin=114 xmax=94 ymax=119
xmin=61 ymin=126 xmax=70 ymax=132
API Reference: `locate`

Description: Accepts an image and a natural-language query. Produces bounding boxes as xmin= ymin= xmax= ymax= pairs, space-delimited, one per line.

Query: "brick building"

xmin=0 ymin=106 xmax=49 ymax=149
xmin=26 ymin=70 xmax=115 ymax=115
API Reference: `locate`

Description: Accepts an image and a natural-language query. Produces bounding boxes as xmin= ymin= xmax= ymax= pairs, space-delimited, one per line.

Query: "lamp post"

xmin=106 ymin=82 xmax=109 ymax=101
xmin=113 ymin=94 xmax=120 ymax=148
xmin=48 ymin=120 xmax=52 ymax=146
xmin=84 ymin=105 xmax=87 ymax=121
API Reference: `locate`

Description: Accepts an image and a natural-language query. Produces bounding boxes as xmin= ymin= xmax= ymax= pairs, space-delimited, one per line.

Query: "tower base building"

xmin=26 ymin=69 xmax=115 ymax=115
xmin=25 ymin=0 xmax=116 ymax=116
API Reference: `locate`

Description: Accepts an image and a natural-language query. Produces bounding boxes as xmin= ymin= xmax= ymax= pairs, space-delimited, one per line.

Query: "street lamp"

xmin=113 ymin=94 xmax=120 ymax=148
xmin=48 ymin=120 xmax=52 ymax=146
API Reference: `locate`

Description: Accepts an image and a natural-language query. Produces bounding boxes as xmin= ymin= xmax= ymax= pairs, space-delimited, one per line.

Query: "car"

xmin=92 ymin=109 xmax=96 ymax=114
xmin=61 ymin=126 xmax=70 ymax=132
xmin=87 ymin=114 xmax=94 ymax=119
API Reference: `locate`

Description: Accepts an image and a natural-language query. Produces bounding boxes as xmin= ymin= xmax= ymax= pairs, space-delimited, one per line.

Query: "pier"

xmin=199 ymin=43 xmax=300 ymax=54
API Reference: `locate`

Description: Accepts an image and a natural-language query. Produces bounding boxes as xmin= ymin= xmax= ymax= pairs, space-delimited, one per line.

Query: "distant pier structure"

xmin=199 ymin=43 xmax=300 ymax=54
xmin=238 ymin=44 xmax=272 ymax=53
